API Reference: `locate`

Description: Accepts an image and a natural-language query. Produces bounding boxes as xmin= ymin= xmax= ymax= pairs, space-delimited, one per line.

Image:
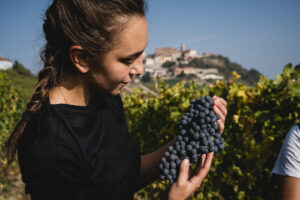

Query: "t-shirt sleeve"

xmin=272 ymin=125 xmax=300 ymax=178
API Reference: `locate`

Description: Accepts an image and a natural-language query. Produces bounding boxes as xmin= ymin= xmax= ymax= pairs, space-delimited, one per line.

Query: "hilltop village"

xmin=141 ymin=44 xmax=224 ymax=83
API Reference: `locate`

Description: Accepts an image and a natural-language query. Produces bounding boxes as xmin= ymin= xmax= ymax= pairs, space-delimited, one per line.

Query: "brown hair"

xmin=5 ymin=0 xmax=147 ymax=164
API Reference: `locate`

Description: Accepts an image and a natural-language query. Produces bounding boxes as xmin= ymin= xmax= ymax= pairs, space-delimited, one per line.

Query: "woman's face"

xmin=89 ymin=15 xmax=148 ymax=95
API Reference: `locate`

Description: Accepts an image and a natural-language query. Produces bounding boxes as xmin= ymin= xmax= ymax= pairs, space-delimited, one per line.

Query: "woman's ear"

xmin=69 ymin=45 xmax=90 ymax=74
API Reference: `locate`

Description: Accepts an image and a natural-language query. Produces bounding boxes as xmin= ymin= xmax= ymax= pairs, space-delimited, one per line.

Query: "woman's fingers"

xmin=190 ymin=152 xmax=214 ymax=188
xmin=220 ymin=98 xmax=227 ymax=107
xmin=217 ymin=119 xmax=225 ymax=134
xmin=177 ymin=159 xmax=190 ymax=186
xmin=212 ymin=97 xmax=227 ymax=134
xmin=194 ymin=154 xmax=207 ymax=175
xmin=213 ymin=104 xmax=226 ymax=133
xmin=214 ymin=99 xmax=227 ymax=118
xmin=213 ymin=104 xmax=226 ymax=123
xmin=200 ymin=153 xmax=206 ymax=167
xmin=212 ymin=96 xmax=227 ymax=106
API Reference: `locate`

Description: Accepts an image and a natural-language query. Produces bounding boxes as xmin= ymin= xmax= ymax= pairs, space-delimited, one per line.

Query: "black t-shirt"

xmin=17 ymin=94 xmax=141 ymax=200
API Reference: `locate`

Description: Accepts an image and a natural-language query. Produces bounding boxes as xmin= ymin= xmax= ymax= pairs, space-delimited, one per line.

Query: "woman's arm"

xmin=275 ymin=175 xmax=300 ymax=200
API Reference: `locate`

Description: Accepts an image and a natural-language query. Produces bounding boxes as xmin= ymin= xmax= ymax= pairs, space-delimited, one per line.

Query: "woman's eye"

xmin=121 ymin=59 xmax=134 ymax=66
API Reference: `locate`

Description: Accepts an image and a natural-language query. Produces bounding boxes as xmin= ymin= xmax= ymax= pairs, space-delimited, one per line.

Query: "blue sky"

xmin=0 ymin=0 xmax=300 ymax=79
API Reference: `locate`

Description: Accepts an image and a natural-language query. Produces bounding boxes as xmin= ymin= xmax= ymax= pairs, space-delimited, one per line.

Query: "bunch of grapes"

xmin=159 ymin=96 xmax=225 ymax=184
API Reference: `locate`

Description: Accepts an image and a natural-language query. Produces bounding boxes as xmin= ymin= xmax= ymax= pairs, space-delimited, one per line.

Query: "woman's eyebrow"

xmin=123 ymin=50 xmax=144 ymax=59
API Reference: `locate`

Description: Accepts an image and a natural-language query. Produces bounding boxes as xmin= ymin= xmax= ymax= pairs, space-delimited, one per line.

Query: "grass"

xmin=4 ymin=69 xmax=37 ymax=101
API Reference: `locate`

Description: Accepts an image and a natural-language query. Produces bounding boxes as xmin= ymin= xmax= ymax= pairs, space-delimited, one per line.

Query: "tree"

xmin=162 ymin=61 xmax=176 ymax=68
xmin=12 ymin=60 xmax=31 ymax=76
xmin=141 ymin=71 xmax=152 ymax=82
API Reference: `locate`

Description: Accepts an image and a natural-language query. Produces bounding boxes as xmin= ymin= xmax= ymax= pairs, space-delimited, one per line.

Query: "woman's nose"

xmin=130 ymin=57 xmax=144 ymax=75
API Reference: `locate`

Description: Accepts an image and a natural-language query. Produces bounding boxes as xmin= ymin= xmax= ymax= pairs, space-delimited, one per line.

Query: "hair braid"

xmin=5 ymin=65 xmax=57 ymax=164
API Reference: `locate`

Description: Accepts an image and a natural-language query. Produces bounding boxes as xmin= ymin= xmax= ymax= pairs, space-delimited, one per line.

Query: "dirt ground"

xmin=0 ymin=167 xmax=30 ymax=200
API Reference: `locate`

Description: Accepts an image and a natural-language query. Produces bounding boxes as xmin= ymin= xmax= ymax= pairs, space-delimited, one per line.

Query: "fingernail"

xmin=184 ymin=159 xmax=189 ymax=166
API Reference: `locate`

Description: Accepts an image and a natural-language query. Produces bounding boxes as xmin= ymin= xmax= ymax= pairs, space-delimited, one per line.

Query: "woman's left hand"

xmin=212 ymin=96 xmax=227 ymax=134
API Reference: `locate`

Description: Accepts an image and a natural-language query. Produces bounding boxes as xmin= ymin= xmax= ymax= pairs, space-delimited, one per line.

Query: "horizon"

xmin=0 ymin=0 xmax=300 ymax=79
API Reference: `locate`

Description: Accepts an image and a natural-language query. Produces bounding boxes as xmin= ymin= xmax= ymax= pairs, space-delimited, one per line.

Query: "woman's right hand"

xmin=167 ymin=152 xmax=214 ymax=200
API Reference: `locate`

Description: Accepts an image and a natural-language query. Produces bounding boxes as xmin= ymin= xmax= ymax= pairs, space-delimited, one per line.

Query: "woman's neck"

xmin=49 ymin=75 xmax=92 ymax=106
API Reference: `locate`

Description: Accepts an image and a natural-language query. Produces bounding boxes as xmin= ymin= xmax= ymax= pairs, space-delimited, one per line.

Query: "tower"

xmin=180 ymin=44 xmax=186 ymax=52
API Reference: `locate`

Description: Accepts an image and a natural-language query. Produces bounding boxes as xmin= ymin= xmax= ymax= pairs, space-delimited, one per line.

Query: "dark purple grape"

xmin=219 ymin=143 xmax=225 ymax=150
xmin=170 ymin=169 xmax=176 ymax=176
xmin=209 ymin=128 xmax=215 ymax=135
xmin=170 ymin=161 xmax=176 ymax=169
xmin=212 ymin=117 xmax=218 ymax=123
xmin=192 ymin=149 xmax=197 ymax=155
xmin=164 ymin=162 xmax=170 ymax=169
xmin=181 ymin=119 xmax=187 ymax=125
xmin=176 ymin=158 xmax=181 ymax=166
xmin=204 ymin=109 xmax=209 ymax=115
xmin=200 ymin=98 xmax=206 ymax=104
xmin=203 ymin=140 xmax=208 ymax=146
xmin=180 ymin=129 xmax=187 ymax=135
xmin=186 ymin=145 xmax=193 ymax=152
xmin=213 ymin=123 xmax=219 ymax=131
xmin=171 ymin=154 xmax=177 ymax=160
xmin=165 ymin=151 xmax=170 ymax=158
xmin=205 ymin=102 xmax=211 ymax=108
xmin=163 ymin=169 xmax=169 ymax=175
xmin=199 ymin=112 xmax=205 ymax=118
xmin=200 ymin=132 xmax=205 ymax=138
xmin=205 ymin=116 xmax=211 ymax=123
xmin=194 ymin=133 xmax=200 ymax=140
xmin=200 ymin=118 xmax=205 ymax=124
xmin=184 ymin=136 xmax=189 ymax=143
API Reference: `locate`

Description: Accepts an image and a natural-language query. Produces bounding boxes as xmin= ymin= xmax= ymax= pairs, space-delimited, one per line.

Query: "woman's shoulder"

xmin=19 ymin=103 xmax=73 ymax=149
xmin=285 ymin=125 xmax=300 ymax=143
xmin=272 ymin=125 xmax=300 ymax=178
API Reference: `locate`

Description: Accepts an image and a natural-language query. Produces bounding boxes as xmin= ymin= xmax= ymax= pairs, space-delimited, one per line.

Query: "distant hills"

xmin=180 ymin=55 xmax=261 ymax=85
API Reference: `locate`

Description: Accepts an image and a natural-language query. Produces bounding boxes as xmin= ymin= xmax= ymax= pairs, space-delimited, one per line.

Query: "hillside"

xmin=2 ymin=61 xmax=37 ymax=101
xmin=181 ymin=55 xmax=261 ymax=85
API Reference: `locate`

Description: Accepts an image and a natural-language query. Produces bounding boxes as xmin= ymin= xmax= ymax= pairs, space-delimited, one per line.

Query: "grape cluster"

xmin=159 ymin=96 xmax=225 ymax=184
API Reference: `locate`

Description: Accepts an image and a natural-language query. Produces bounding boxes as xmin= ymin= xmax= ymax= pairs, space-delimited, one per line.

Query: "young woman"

xmin=6 ymin=0 xmax=227 ymax=199
xmin=272 ymin=125 xmax=300 ymax=200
